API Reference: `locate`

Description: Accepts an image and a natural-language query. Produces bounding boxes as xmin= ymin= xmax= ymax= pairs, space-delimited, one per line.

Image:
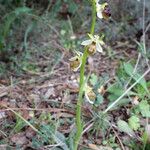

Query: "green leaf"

xmin=14 ymin=7 xmax=31 ymax=15
xmin=128 ymin=116 xmax=140 ymax=130
xmin=123 ymin=62 xmax=148 ymax=92
xmin=13 ymin=114 xmax=26 ymax=132
xmin=117 ymin=120 xmax=135 ymax=136
xmin=108 ymin=84 xmax=124 ymax=96
xmin=68 ymin=1 xmax=77 ymax=14
xmin=55 ymin=131 xmax=69 ymax=150
xmin=108 ymin=83 xmax=136 ymax=96
xmin=142 ymin=124 xmax=150 ymax=150
xmin=108 ymin=94 xmax=119 ymax=102
xmin=2 ymin=7 xmax=31 ymax=39
xmin=95 ymin=94 xmax=104 ymax=106
xmin=107 ymin=83 xmax=136 ymax=103
xmin=142 ymin=132 xmax=149 ymax=148
xmin=139 ymin=100 xmax=150 ymax=117
xmin=90 ymin=73 xmax=98 ymax=86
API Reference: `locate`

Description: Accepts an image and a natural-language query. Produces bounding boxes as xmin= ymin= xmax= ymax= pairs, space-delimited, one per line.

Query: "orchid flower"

xmin=84 ymin=84 xmax=96 ymax=104
xmin=69 ymin=51 xmax=83 ymax=72
xmin=81 ymin=33 xmax=104 ymax=54
xmin=95 ymin=1 xmax=111 ymax=20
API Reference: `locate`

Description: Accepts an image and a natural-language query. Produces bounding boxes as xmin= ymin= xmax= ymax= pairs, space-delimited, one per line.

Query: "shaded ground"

xmin=0 ymin=1 xmax=150 ymax=149
xmin=0 ymin=34 xmax=144 ymax=150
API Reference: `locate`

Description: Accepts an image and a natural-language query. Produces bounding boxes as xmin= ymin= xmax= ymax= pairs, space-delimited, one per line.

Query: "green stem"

xmin=90 ymin=0 xmax=96 ymax=35
xmin=74 ymin=49 xmax=88 ymax=150
xmin=74 ymin=0 xmax=96 ymax=150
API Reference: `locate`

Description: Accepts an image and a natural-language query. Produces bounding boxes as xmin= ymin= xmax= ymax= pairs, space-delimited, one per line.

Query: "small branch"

xmin=112 ymin=128 xmax=126 ymax=150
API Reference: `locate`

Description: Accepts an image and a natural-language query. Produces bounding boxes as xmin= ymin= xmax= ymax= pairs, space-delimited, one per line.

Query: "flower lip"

xmin=102 ymin=5 xmax=111 ymax=19
xmin=87 ymin=42 xmax=96 ymax=55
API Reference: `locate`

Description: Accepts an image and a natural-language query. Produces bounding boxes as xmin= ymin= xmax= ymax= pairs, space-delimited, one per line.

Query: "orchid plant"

xmin=69 ymin=0 xmax=111 ymax=149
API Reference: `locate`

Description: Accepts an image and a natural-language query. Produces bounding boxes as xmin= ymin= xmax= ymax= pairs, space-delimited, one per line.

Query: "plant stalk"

xmin=74 ymin=0 xmax=96 ymax=150
xmin=90 ymin=0 xmax=96 ymax=35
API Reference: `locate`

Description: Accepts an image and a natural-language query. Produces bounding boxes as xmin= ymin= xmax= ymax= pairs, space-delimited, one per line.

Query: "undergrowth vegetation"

xmin=0 ymin=0 xmax=150 ymax=150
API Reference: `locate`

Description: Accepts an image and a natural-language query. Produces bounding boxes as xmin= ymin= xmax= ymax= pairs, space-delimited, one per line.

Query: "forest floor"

xmin=0 ymin=12 xmax=150 ymax=150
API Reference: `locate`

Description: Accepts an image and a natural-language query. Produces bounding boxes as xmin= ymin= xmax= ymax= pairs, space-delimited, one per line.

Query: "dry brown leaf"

xmin=132 ymin=96 xmax=139 ymax=105
xmin=0 ymin=101 xmax=8 ymax=108
xmin=88 ymin=144 xmax=113 ymax=150
xmin=11 ymin=132 xmax=28 ymax=146
xmin=0 ymin=111 xmax=6 ymax=119
xmin=44 ymin=87 xmax=55 ymax=99
xmin=29 ymin=94 xmax=40 ymax=106
xmin=25 ymin=127 xmax=36 ymax=139
xmin=98 ymin=86 xmax=105 ymax=95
